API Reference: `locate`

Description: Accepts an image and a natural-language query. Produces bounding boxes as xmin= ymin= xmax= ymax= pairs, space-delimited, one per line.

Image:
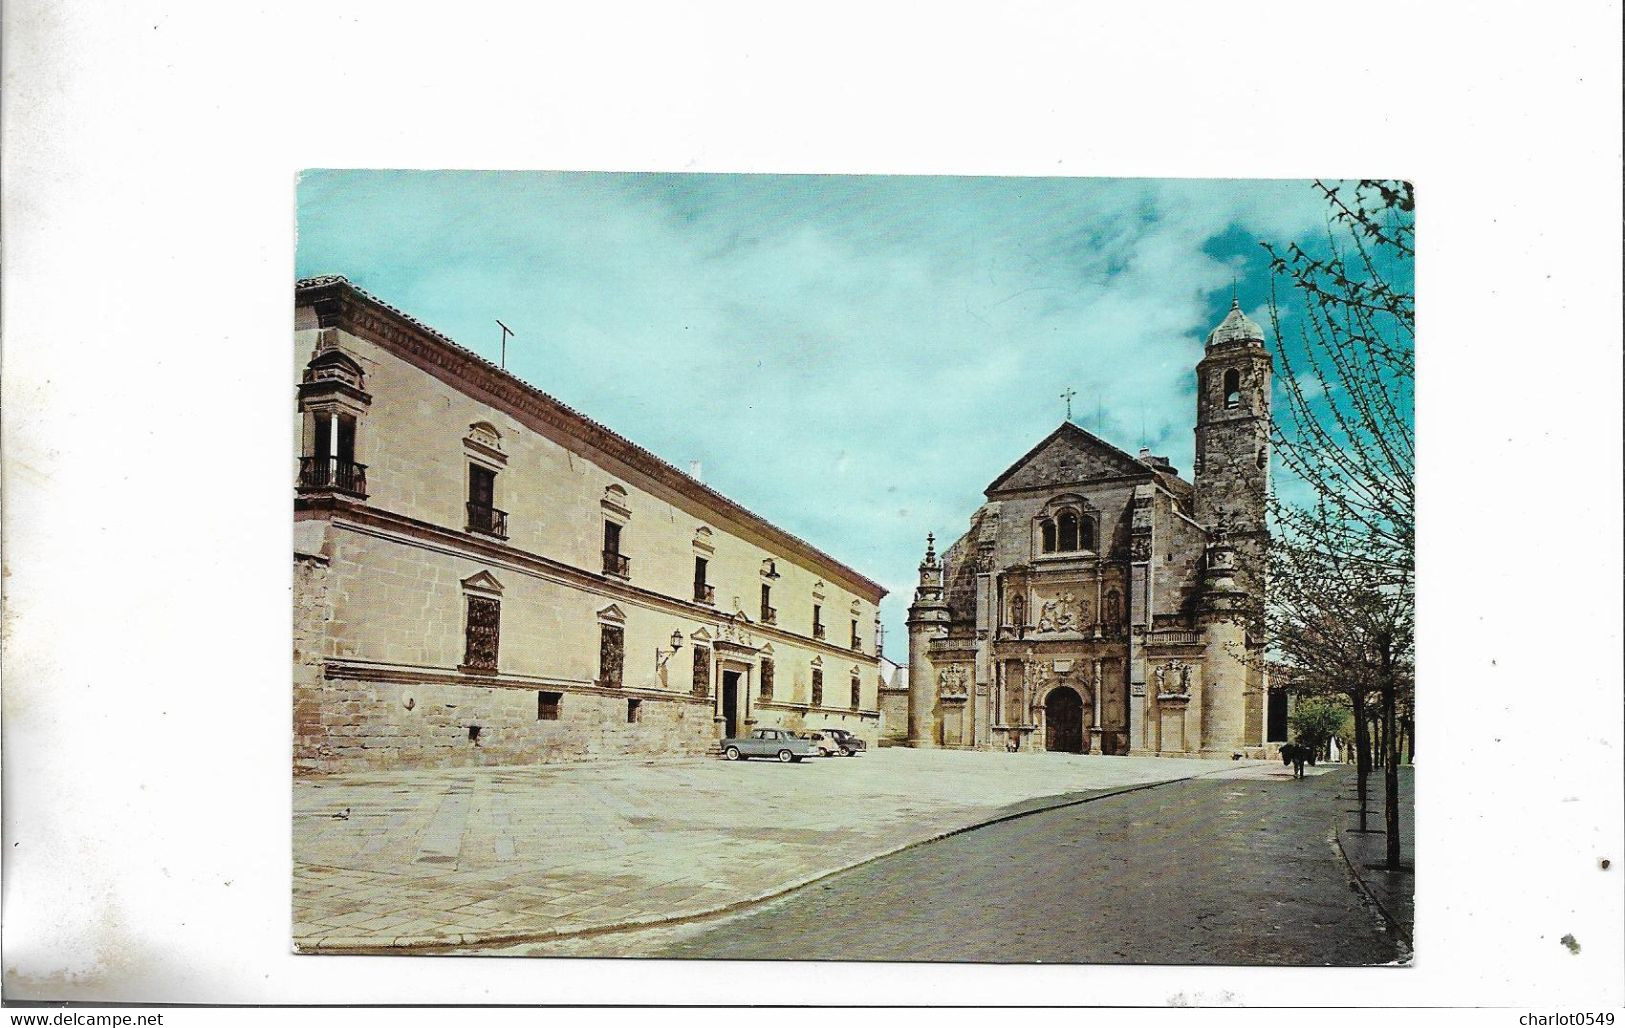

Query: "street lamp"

xmin=655 ymin=629 xmax=684 ymax=673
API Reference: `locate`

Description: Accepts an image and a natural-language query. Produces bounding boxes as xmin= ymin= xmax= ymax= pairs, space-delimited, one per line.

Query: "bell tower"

xmin=1194 ymin=298 xmax=1273 ymax=607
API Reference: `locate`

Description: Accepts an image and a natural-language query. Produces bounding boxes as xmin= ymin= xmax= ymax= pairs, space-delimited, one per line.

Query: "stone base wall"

xmin=878 ymin=688 xmax=909 ymax=743
xmin=294 ymin=673 xmax=714 ymax=774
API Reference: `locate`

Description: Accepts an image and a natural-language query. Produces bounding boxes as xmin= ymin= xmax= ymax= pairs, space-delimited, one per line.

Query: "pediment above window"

xmin=461 ymin=570 xmax=504 ymax=596
xmin=464 ymin=421 xmax=507 ymax=464
xmin=602 ymin=483 xmax=632 ymax=520
xmin=693 ymin=526 xmax=716 ymax=554
xmin=690 ymin=627 xmax=714 ymax=645
xmin=596 ymin=603 xmax=627 ymax=625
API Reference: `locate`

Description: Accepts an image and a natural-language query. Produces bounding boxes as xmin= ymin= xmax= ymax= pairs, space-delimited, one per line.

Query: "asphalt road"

xmin=651 ymin=766 xmax=1405 ymax=965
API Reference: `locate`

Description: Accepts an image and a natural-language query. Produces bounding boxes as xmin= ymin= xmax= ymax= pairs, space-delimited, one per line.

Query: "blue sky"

xmin=296 ymin=172 xmax=1371 ymax=655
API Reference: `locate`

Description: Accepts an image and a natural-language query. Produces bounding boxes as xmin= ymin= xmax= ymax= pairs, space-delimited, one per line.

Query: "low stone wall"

xmin=294 ymin=675 xmax=715 ymax=774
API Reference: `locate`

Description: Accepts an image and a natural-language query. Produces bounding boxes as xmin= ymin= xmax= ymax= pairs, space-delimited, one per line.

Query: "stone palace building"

xmin=903 ymin=300 xmax=1282 ymax=758
xmin=293 ymin=276 xmax=886 ymax=772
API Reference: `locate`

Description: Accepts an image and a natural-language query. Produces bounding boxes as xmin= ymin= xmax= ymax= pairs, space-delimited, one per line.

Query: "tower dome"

xmin=1206 ymin=298 xmax=1265 ymax=348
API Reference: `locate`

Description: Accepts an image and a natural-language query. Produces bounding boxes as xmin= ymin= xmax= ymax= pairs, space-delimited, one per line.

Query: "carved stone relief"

xmin=937 ymin=664 xmax=969 ymax=700
xmin=1153 ymin=660 xmax=1192 ymax=698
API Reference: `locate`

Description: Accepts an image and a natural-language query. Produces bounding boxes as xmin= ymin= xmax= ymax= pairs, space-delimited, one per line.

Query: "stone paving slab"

xmin=293 ymin=749 xmax=1259 ymax=952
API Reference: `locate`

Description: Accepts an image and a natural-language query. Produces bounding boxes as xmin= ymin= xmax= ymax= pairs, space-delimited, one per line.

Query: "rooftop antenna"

xmin=1060 ymin=387 xmax=1077 ymax=422
xmin=495 ymin=319 xmax=515 ymax=369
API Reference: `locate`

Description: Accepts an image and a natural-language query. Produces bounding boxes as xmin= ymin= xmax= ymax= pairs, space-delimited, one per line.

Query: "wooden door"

xmin=1045 ymin=687 xmax=1084 ymax=753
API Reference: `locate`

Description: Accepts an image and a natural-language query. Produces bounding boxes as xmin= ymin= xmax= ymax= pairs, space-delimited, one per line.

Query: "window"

xmin=692 ymin=646 xmax=711 ymax=697
xmin=1059 ymin=511 xmax=1079 ymax=551
xmin=300 ymin=412 xmax=366 ymax=494
xmin=538 ymin=691 xmax=562 ymax=720
xmin=1257 ymin=446 xmax=1268 ymax=470
xmin=1223 ymin=368 xmax=1242 ymax=409
xmin=1080 ymin=516 xmax=1096 ymax=550
xmin=850 ymin=674 xmax=861 ymax=710
xmin=760 ymin=658 xmax=775 ymax=699
xmin=467 ymin=464 xmax=507 ymax=538
xmin=760 ymin=584 xmax=776 ymax=625
xmin=626 ymin=698 xmax=641 ymax=724
xmin=1041 ymin=520 xmax=1057 ymax=553
xmin=463 ymin=595 xmax=500 ymax=671
xmin=602 ymin=521 xmax=629 ymax=577
xmin=811 ymin=667 xmax=824 ymax=707
xmin=467 ymin=725 xmax=482 ymax=745
xmin=693 ymin=556 xmax=712 ymax=603
xmin=850 ymin=619 xmax=861 ymax=650
xmin=313 ymin=413 xmax=356 ymax=465
xmin=599 ymin=624 xmax=625 ymax=689
xmin=813 ymin=604 xmax=825 ymax=639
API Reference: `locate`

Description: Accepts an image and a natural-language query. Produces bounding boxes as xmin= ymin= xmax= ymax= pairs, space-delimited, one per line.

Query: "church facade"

xmin=904 ymin=300 xmax=1281 ymax=758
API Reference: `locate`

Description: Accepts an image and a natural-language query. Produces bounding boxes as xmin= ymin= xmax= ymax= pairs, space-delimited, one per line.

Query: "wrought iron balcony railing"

xmin=602 ymin=550 xmax=631 ymax=578
xmin=298 ymin=455 xmax=368 ymax=497
xmin=851 ymin=635 xmax=862 ymax=651
xmin=760 ymin=605 xmax=777 ymax=626
xmin=813 ymin=624 xmax=826 ymax=640
xmin=694 ymin=583 xmax=715 ymax=604
xmin=465 ymin=502 xmax=509 ymax=539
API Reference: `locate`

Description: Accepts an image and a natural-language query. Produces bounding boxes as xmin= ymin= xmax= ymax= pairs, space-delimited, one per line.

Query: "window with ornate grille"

xmin=538 ymin=691 xmax=562 ymax=720
xmin=599 ymin=624 xmax=624 ymax=688
xmin=691 ymin=645 xmax=711 ymax=697
xmin=811 ymin=667 xmax=823 ymax=707
xmin=850 ymin=674 xmax=861 ymax=710
xmin=463 ymin=595 xmax=500 ymax=671
xmin=760 ymin=658 xmax=775 ymax=700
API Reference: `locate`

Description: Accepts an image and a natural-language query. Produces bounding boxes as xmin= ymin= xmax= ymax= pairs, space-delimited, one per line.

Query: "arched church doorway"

xmin=1045 ymin=686 xmax=1085 ymax=753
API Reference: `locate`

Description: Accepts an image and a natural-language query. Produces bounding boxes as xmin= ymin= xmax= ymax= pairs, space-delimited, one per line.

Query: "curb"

xmin=1332 ymin=787 xmax=1413 ymax=946
xmin=297 ymin=769 xmax=1240 ymax=955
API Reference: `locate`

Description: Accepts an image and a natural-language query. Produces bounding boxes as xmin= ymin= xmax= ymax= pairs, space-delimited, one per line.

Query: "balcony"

xmin=298 ymin=455 xmax=367 ymax=497
xmin=760 ymin=605 xmax=777 ymax=626
xmin=694 ymin=583 xmax=715 ymax=604
xmin=850 ymin=635 xmax=862 ymax=651
xmin=465 ymin=502 xmax=509 ymax=539
xmin=813 ymin=624 xmax=826 ymax=641
xmin=602 ymin=550 xmax=631 ymax=579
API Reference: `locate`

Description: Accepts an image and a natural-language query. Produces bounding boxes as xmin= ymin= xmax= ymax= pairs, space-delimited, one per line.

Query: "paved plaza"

xmin=294 ymin=748 xmax=1275 ymax=952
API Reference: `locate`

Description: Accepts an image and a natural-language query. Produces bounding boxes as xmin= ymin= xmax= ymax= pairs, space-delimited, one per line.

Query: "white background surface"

xmin=2 ymin=0 xmax=1621 ymax=1009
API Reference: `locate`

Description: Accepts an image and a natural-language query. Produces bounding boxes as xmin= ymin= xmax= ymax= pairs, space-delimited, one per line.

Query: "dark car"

xmin=816 ymin=727 xmax=865 ymax=755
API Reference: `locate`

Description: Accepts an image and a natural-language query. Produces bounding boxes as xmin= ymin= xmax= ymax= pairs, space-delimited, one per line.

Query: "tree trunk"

xmin=1352 ymin=689 xmax=1370 ymax=832
xmin=1381 ymin=645 xmax=1402 ymax=871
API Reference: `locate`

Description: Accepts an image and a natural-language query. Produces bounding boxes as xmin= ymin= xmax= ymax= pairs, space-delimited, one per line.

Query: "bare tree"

xmin=1262 ymin=180 xmax=1415 ymax=871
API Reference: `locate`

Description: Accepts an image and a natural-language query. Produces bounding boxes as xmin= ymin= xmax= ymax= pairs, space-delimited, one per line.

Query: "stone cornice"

xmin=295 ymin=496 xmax=882 ymax=669
xmin=323 ymin=659 xmax=711 ymax=703
xmin=755 ymin=698 xmax=880 ymax=719
xmin=296 ymin=276 xmax=885 ymax=603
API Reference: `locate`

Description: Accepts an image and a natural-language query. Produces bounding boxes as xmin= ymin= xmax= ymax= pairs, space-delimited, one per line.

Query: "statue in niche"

xmin=1010 ymin=594 xmax=1026 ymax=635
xmin=1105 ymin=589 xmax=1122 ymax=626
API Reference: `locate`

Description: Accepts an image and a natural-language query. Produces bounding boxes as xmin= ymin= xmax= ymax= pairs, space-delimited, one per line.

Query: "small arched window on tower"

xmin=1257 ymin=446 xmax=1268 ymax=470
xmin=1058 ymin=511 xmax=1079 ymax=551
xmin=1223 ymin=368 xmax=1242 ymax=410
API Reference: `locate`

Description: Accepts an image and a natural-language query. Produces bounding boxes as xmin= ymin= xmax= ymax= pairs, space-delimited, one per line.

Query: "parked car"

xmin=721 ymin=728 xmax=817 ymax=763
xmin=816 ymin=727 xmax=865 ymax=755
xmin=805 ymin=730 xmax=844 ymax=758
